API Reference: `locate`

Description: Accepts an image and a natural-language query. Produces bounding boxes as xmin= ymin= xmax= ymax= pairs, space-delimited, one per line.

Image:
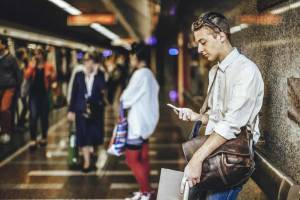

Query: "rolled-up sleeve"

xmin=214 ymin=67 xmax=259 ymax=140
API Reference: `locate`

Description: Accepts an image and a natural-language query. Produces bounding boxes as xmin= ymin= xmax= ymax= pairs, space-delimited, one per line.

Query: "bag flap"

xmin=182 ymin=128 xmax=251 ymax=162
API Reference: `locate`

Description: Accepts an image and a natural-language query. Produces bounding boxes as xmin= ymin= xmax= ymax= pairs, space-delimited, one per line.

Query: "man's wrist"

xmin=193 ymin=151 xmax=205 ymax=163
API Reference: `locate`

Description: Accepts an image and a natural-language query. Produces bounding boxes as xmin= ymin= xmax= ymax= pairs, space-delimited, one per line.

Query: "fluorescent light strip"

xmin=48 ymin=0 xmax=81 ymax=15
xmin=91 ymin=23 xmax=131 ymax=50
xmin=90 ymin=23 xmax=120 ymax=41
xmin=270 ymin=1 xmax=300 ymax=14
xmin=0 ymin=25 xmax=104 ymax=51
xmin=230 ymin=23 xmax=249 ymax=34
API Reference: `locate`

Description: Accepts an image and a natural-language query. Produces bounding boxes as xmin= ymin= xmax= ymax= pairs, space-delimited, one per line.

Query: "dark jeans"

xmin=29 ymin=93 xmax=49 ymax=140
xmin=189 ymin=186 xmax=242 ymax=200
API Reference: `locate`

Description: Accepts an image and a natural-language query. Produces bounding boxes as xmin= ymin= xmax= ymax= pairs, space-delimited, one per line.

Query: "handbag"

xmin=182 ymin=68 xmax=256 ymax=190
xmin=20 ymin=79 xmax=30 ymax=98
xmin=82 ymin=98 xmax=104 ymax=123
xmin=48 ymin=81 xmax=66 ymax=110
xmin=67 ymin=121 xmax=79 ymax=168
xmin=107 ymin=101 xmax=128 ymax=156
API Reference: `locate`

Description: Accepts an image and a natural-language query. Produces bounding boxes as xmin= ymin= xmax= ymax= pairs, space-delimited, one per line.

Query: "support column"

xmin=177 ymin=32 xmax=184 ymax=106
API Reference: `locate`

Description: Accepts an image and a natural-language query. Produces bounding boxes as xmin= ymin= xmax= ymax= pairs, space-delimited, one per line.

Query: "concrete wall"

xmin=226 ymin=0 xmax=300 ymax=183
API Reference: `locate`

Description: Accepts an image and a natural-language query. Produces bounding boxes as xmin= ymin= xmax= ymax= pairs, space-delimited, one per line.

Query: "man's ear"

xmin=219 ymin=32 xmax=227 ymax=43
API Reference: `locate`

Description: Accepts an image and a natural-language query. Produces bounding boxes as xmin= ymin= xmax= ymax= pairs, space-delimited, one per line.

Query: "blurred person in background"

xmin=105 ymin=55 xmax=122 ymax=105
xmin=95 ymin=51 xmax=109 ymax=83
xmin=25 ymin=45 xmax=56 ymax=150
xmin=120 ymin=42 xmax=159 ymax=200
xmin=15 ymin=47 xmax=29 ymax=129
xmin=67 ymin=52 xmax=106 ymax=173
xmin=115 ymin=53 xmax=129 ymax=89
xmin=0 ymin=37 xmax=21 ymax=144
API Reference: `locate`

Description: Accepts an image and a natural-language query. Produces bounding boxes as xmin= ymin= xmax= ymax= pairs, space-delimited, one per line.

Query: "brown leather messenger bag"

xmin=182 ymin=68 xmax=256 ymax=190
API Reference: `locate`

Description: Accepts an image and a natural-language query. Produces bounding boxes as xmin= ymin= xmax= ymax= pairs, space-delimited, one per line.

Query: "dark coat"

xmin=0 ymin=53 xmax=22 ymax=89
xmin=69 ymin=70 xmax=106 ymax=113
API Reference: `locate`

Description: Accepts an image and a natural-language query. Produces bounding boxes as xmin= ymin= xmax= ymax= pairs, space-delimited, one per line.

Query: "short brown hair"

xmin=35 ymin=45 xmax=47 ymax=60
xmin=83 ymin=52 xmax=97 ymax=62
xmin=191 ymin=12 xmax=231 ymax=41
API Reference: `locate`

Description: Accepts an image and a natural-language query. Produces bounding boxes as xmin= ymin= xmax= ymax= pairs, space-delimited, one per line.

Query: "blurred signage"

xmin=67 ymin=14 xmax=116 ymax=25
xmin=240 ymin=14 xmax=281 ymax=25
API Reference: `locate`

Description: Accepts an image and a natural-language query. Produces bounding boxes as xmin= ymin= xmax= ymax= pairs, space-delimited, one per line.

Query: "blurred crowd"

xmin=0 ymin=35 xmax=135 ymax=146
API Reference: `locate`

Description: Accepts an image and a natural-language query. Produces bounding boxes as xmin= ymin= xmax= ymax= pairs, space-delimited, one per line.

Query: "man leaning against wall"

xmin=173 ymin=12 xmax=264 ymax=200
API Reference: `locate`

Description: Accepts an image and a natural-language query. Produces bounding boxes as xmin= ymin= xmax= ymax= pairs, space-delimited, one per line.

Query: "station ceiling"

xmin=0 ymin=0 xmax=242 ymax=51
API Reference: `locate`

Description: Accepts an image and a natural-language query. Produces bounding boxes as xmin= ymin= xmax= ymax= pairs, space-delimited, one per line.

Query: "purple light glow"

xmin=77 ymin=52 xmax=83 ymax=59
xmin=103 ymin=50 xmax=112 ymax=57
xmin=169 ymin=6 xmax=176 ymax=15
xmin=169 ymin=90 xmax=178 ymax=102
xmin=144 ymin=36 xmax=157 ymax=45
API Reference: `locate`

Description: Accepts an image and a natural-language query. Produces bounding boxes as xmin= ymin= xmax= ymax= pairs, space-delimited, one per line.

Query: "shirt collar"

xmin=217 ymin=47 xmax=239 ymax=72
xmin=84 ymin=70 xmax=96 ymax=78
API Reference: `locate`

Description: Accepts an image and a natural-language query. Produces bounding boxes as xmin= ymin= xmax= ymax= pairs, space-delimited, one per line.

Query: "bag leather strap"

xmin=199 ymin=67 xmax=219 ymax=115
xmin=189 ymin=67 xmax=219 ymax=139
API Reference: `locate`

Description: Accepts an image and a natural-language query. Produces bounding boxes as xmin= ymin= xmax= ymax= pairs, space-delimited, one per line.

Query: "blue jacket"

xmin=69 ymin=70 xmax=106 ymax=112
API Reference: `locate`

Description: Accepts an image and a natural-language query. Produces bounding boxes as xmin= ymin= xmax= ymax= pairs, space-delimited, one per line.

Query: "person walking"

xmin=67 ymin=52 xmax=106 ymax=173
xmin=25 ymin=45 xmax=56 ymax=150
xmin=120 ymin=43 xmax=159 ymax=200
xmin=173 ymin=12 xmax=264 ymax=200
xmin=15 ymin=47 xmax=29 ymax=129
xmin=0 ymin=37 xmax=21 ymax=144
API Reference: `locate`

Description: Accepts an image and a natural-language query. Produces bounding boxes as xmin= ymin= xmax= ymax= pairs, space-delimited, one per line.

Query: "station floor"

xmin=0 ymin=103 xmax=268 ymax=199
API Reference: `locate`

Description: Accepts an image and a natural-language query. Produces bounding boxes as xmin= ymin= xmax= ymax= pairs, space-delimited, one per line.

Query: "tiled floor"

xmin=0 ymin=104 xmax=268 ymax=199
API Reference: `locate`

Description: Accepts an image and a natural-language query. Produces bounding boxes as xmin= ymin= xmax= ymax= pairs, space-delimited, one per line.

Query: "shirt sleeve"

xmin=214 ymin=66 xmax=260 ymax=140
xmin=120 ymin=71 xmax=147 ymax=109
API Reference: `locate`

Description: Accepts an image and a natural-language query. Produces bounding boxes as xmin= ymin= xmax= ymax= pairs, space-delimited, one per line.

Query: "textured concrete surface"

xmin=223 ymin=0 xmax=300 ymax=184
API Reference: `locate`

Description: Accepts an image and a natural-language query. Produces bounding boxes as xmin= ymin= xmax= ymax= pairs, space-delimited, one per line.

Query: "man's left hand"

xmin=180 ymin=156 xmax=203 ymax=193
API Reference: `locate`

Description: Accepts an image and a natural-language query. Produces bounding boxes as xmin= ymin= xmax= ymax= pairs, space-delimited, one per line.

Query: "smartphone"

xmin=167 ymin=103 xmax=181 ymax=111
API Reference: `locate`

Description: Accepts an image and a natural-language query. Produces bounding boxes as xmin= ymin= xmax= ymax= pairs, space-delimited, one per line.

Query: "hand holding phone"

xmin=167 ymin=103 xmax=181 ymax=112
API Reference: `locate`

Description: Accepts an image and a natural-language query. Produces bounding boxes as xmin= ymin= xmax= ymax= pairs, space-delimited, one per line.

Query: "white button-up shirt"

xmin=205 ymin=48 xmax=264 ymax=143
xmin=85 ymin=71 xmax=96 ymax=97
xmin=120 ymin=68 xmax=160 ymax=140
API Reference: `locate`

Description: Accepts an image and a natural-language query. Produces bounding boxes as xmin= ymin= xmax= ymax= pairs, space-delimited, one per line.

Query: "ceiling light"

xmin=230 ymin=23 xmax=249 ymax=34
xmin=270 ymin=0 xmax=300 ymax=14
xmin=48 ymin=0 xmax=81 ymax=15
xmin=111 ymin=39 xmax=131 ymax=50
xmin=90 ymin=23 xmax=120 ymax=41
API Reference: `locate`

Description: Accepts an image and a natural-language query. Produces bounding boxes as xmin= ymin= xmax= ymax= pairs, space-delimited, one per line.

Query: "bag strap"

xmin=199 ymin=67 xmax=219 ymax=114
xmin=120 ymin=101 xmax=124 ymax=121
xmin=189 ymin=68 xmax=219 ymax=139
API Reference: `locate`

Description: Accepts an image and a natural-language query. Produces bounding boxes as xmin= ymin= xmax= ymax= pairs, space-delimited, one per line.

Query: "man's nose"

xmin=198 ymin=44 xmax=204 ymax=53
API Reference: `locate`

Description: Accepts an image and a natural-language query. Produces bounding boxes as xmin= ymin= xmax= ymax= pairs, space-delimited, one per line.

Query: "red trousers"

xmin=0 ymin=88 xmax=15 ymax=134
xmin=126 ymin=143 xmax=151 ymax=193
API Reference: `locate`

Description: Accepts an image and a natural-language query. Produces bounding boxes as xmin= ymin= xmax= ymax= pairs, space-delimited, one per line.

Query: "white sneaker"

xmin=124 ymin=191 xmax=142 ymax=200
xmin=141 ymin=192 xmax=156 ymax=200
xmin=0 ymin=134 xmax=11 ymax=144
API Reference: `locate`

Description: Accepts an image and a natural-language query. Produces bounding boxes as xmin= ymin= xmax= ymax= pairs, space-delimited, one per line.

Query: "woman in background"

xmin=25 ymin=45 xmax=56 ymax=150
xmin=67 ymin=52 xmax=106 ymax=173
xmin=120 ymin=43 xmax=159 ymax=200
